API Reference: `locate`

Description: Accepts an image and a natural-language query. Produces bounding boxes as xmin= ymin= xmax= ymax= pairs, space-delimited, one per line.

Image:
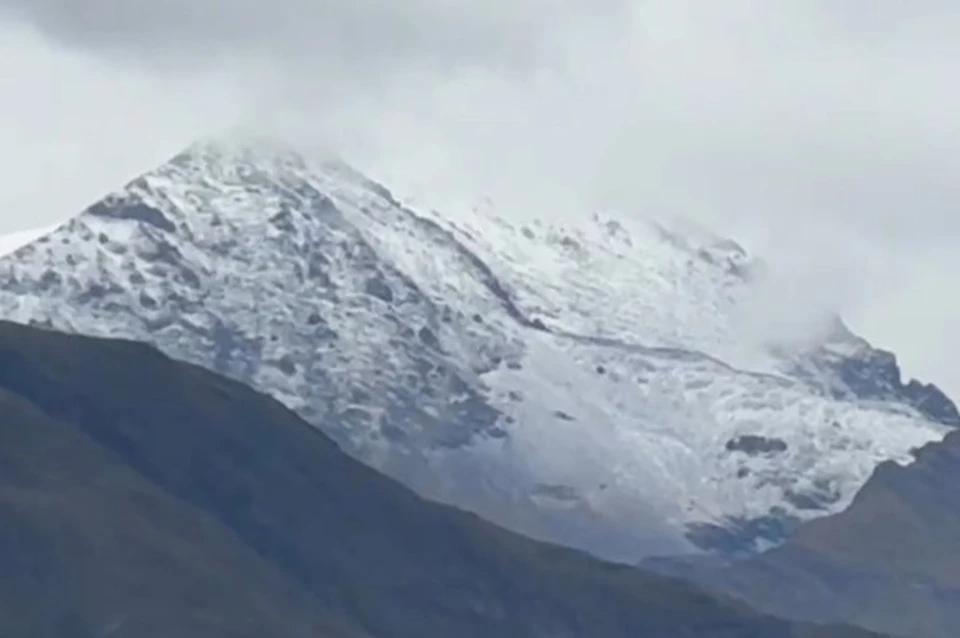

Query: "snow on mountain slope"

xmin=0 ymin=139 xmax=953 ymax=561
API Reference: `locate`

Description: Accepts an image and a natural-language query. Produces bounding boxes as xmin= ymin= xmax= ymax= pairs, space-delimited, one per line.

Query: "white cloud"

xmin=1 ymin=2 xmax=959 ymax=397
xmin=0 ymin=25 xmax=249 ymax=229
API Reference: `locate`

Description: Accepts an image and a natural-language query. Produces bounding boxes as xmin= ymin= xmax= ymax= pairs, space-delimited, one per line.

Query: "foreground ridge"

xmin=0 ymin=320 xmax=883 ymax=638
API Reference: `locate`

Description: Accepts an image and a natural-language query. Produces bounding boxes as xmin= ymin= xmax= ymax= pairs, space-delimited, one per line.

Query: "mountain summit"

xmin=0 ymin=138 xmax=953 ymax=560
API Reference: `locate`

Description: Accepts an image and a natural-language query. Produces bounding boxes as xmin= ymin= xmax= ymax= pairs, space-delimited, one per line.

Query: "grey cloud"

xmin=0 ymin=0 xmax=624 ymax=77
xmin=3 ymin=1 xmax=960 ymax=395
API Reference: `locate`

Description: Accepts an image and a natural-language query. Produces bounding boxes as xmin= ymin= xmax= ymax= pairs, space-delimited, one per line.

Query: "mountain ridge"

xmin=646 ymin=424 xmax=960 ymax=638
xmin=0 ymin=319 xmax=883 ymax=638
xmin=0 ymin=137 xmax=953 ymax=560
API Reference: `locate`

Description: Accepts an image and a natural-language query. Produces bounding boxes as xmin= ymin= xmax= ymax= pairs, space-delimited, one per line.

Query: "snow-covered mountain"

xmin=0 ymin=139 xmax=954 ymax=561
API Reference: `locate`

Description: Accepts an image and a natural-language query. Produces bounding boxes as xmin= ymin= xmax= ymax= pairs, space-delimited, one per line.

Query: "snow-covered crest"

xmin=0 ymin=138 xmax=952 ymax=560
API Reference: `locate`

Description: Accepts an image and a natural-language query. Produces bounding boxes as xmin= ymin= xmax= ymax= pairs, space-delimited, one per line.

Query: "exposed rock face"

xmin=725 ymin=435 xmax=789 ymax=455
xmin=791 ymin=341 xmax=960 ymax=426
xmin=0 ymin=139 xmax=952 ymax=561
xmin=655 ymin=426 xmax=960 ymax=638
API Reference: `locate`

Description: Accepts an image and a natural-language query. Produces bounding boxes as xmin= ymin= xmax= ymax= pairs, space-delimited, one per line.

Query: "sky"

xmin=0 ymin=1 xmax=959 ymax=396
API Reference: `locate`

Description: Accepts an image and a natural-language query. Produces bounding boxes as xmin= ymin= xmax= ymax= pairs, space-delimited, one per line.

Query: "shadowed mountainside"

xmin=672 ymin=427 xmax=960 ymax=638
xmin=0 ymin=320 xmax=881 ymax=638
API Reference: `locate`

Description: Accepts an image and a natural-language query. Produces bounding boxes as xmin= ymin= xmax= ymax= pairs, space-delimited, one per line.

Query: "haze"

xmin=1 ymin=1 xmax=958 ymax=396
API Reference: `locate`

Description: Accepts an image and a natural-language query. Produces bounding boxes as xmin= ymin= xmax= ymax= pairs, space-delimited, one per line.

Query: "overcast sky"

xmin=1 ymin=1 xmax=959 ymax=397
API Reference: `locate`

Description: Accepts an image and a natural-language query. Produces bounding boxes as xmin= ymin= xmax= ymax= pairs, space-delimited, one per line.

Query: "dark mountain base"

xmin=0 ymin=320 xmax=879 ymax=638
xmin=648 ymin=429 xmax=960 ymax=638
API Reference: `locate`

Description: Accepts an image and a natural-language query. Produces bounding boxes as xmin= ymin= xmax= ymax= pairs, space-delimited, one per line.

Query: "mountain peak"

xmin=175 ymin=135 xmax=319 ymax=173
xmin=0 ymin=142 xmax=952 ymax=561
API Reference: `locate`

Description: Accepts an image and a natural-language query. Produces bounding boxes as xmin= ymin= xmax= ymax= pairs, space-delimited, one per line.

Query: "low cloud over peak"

xmin=2 ymin=1 xmax=960 ymax=396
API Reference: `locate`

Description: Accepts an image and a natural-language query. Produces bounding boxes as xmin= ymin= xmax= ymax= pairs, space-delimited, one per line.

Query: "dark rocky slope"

xmin=0 ymin=320 xmax=879 ymax=638
xmin=655 ymin=428 xmax=960 ymax=638
xmin=0 ymin=373 xmax=362 ymax=638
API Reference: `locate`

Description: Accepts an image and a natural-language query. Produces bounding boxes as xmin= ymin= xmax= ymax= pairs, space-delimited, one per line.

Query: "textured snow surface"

xmin=0 ymin=139 xmax=951 ymax=560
